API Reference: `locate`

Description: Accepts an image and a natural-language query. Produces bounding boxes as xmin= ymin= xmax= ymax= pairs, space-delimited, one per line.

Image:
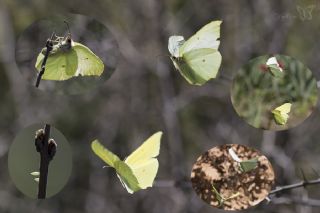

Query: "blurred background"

xmin=0 ymin=0 xmax=320 ymax=212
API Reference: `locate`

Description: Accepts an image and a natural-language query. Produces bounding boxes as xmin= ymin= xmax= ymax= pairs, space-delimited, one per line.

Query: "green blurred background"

xmin=8 ymin=123 xmax=72 ymax=198
xmin=0 ymin=0 xmax=320 ymax=212
xmin=231 ymin=55 xmax=318 ymax=130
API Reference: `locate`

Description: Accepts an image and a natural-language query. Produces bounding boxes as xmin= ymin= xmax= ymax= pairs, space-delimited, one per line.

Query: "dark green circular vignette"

xmin=230 ymin=54 xmax=318 ymax=131
xmin=15 ymin=13 xmax=120 ymax=95
xmin=8 ymin=123 xmax=72 ymax=199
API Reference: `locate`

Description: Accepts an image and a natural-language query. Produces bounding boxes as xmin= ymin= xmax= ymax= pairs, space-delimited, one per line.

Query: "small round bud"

xmin=48 ymin=139 xmax=57 ymax=161
xmin=35 ymin=129 xmax=45 ymax=152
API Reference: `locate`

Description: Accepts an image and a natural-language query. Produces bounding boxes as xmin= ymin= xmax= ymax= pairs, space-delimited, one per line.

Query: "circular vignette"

xmin=8 ymin=123 xmax=72 ymax=199
xmin=191 ymin=144 xmax=275 ymax=211
xmin=15 ymin=13 xmax=120 ymax=95
xmin=230 ymin=54 xmax=318 ymax=131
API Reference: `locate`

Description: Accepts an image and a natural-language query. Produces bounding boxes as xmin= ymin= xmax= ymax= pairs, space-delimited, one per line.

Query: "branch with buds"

xmin=33 ymin=124 xmax=57 ymax=199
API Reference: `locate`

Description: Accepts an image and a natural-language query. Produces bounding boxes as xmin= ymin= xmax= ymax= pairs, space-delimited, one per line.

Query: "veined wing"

xmin=180 ymin=21 xmax=222 ymax=55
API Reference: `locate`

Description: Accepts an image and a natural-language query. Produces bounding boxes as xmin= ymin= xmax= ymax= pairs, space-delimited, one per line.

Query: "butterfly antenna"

xmin=63 ymin=20 xmax=72 ymax=40
xmin=102 ymin=165 xmax=111 ymax=169
xmin=64 ymin=21 xmax=71 ymax=34
xmin=50 ymin=32 xmax=55 ymax=40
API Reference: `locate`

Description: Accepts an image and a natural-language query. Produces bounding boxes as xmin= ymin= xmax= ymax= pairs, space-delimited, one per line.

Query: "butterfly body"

xmin=168 ymin=21 xmax=222 ymax=85
xmin=91 ymin=132 xmax=162 ymax=194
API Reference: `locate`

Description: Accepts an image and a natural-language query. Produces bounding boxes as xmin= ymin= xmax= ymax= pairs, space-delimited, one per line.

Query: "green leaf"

xmin=211 ymin=184 xmax=225 ymax=206
xmin=211 ymin=184 xmax=240 ymax=207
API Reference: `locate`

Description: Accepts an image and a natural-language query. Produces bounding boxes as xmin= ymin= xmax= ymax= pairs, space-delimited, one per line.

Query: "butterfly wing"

xmin=240 ymin=158 xmax=258 ymax=172
xmin=174 ymin=48 xmax=221 ymax=85
xmin=114 ymin=161 xmax=141 ymax=194
xmin=124 ymin=132 xmax=163 ymax=190
xmin=73 ymin=42 xmax=104 ymax=77
xmin=266 ymin=57 xmax=284 ymax=78
xmin=271 ymin=103 xmax=292 ymax=125
xmin=91 ymin=140 xmax=121 ymax=168
xmin=35 ymin=48 xmax=78 ymax=80
xmin=274 ymin=103 xmax=292 ymax=114
xmin=168 ymin=36 xmax=185 ymax=58
xmin=180 ymin=21 xmax=222 ymax=55
xmin=91 ymin=140 xmax=140 ymax=194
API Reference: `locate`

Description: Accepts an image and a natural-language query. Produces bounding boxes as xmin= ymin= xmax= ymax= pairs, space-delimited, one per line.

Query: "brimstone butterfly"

xmin=91 ymin=132 xmax=162 ymax=194
xmin=266 ymin=56 xmax=284 ymax=78
xmin=168 ymin=21 xmax=222 ymax=85
xmin=271 ymin=103 xmax=292 ymax=125
xmin=211 ymin=184 xmax=240 ymax=207
xmin=35 ymin=31 xmax=104 ymax=81
xmin=228 ymin=148 xmax=258 ymax=172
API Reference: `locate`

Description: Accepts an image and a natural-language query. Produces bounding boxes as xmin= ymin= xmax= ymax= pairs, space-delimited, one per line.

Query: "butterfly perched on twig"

xmin=35 ymin=21 xmax=104 ymax=81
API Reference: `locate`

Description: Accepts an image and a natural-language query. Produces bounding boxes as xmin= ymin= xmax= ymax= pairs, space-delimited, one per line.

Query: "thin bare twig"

xmin=269 ymin=178 xmax=320 ymax=195
xmin=35 ymin=34 xmax=54 ymax=88
xmin=37 ymin=124 xmax=51 ymax=199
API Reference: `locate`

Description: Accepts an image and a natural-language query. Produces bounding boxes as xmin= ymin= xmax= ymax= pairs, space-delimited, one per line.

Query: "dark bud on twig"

xmin=35 ymin=129 xmax=45 ymax=152
xmin=48 ymin=139 xmax=57 ymax=161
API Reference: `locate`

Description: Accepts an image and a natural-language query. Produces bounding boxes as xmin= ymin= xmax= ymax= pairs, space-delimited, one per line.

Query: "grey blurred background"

xmin=0 ymin=0 xmax=320 ymax=212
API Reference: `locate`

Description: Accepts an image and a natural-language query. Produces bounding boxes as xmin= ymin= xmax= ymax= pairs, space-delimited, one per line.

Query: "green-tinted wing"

xmin=175 ymin=48 xmax=221 ymax=85
xmin=180 ymin=21 xmax=221 ymax=55
xmin=240 ymin=158 xmax=258 ymax=172
xmin=273 ymin=103 xmax=292 ymax=114
xmin=272 ymin=110 xmax=288 ymax=125
xmin=35 ymin=49 xmax=78 ymax=80
xmin=91 ymin=140 xmax=140 ymax=194
xmin=125 ymin=132 xmax=162 ymax=189
xmin=271 ymin=103 xmax=291 ymax=125
xmin=91 ymin=140 xmax=121 ymax=168
xmin=115 ymin=161 xmax=141 ymax=194
xmin=268 ymin=64 xmax=284 ymax=78
xmin=73 ymin=42 xmax=104 ymax=77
